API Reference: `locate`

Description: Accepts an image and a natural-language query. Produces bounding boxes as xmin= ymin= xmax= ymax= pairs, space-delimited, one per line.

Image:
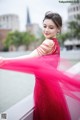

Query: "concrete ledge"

xmin=4 ymin=93 xmax=34 ymax=120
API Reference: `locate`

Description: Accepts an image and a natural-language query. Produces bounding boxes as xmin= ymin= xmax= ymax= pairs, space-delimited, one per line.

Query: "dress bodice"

xmin=36 ymin=38 xmax=60 ymax=56
xmin=38 ymin=38 xmax=60 ymax=68
xmin=51 ymin=38 xmax=60 ymax=55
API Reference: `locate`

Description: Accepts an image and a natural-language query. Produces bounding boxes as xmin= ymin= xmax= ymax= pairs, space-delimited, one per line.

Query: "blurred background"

xmin=0 ymin=0 xmax=80 ymax=51
xmin=0 ymin=0 xmax=80 ymax=114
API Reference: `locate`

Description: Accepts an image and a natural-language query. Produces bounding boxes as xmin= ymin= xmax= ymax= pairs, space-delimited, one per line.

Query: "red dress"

xmin=0 ymin=38 xmax=80 ymax=120
xmin=33 ymin=38 xmax=71 ymax=120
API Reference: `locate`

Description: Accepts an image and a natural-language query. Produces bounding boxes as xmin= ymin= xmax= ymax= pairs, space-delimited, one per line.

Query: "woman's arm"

xmin=5 ymin=49 xmax=39 ymax=60
xmin=1 ymin=39 xmax=55 ymax=61
xmin=0 ymin=39 xmax=55 ymax=73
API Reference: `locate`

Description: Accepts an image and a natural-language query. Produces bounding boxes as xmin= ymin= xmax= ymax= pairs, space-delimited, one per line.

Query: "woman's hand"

xmin=0 ymin=57 xmax=4 ymax=65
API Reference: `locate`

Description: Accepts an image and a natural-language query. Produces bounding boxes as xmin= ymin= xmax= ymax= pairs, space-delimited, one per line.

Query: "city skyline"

xmin=0 ymin=0 xmax=70 ymax=31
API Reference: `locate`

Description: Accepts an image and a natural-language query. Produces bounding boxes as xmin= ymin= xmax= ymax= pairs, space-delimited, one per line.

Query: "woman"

xmin=0 ymin=11 xmax=80 ymax=120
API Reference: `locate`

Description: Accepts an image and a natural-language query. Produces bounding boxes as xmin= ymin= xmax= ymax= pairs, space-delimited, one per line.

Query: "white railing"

xmin=1 ymin=62 xmax=80 ymax=120
xmin=3 ymin=93 xmax=34 ymax=120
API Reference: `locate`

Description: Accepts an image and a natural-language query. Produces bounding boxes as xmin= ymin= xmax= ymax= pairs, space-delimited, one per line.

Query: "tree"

xmin=4 ymin=31 xmax=36 ymax=50
xmin=57 ymin=14 xmax=80 ymax=47
xmin=4 ymin=32 xmax=15 ymax=50
xmin=57 ymin=32 xmax=69 ymax=46
xmin=22 ymin=32 xmax=36 ymax=49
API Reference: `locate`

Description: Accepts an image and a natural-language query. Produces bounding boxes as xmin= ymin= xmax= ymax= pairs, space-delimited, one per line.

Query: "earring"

xmin=57 ymin=31 xmax=60 ymax=34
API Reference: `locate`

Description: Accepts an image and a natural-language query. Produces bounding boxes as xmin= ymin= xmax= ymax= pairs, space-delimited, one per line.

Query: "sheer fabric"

xmin=0 ymin=38 xmax=80 ymax=120
xmin=36 ymin=39 xmax=56 ymax=56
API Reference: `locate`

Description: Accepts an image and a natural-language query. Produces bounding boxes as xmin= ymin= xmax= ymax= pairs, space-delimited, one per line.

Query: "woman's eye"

xmin=49 ymin=27 xmax=54 ymax=29
xmin=43 ymin=26 xmax=46 ymax=28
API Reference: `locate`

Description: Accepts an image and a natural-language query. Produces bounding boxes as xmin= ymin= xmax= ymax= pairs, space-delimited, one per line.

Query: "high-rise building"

xmin=68 ymin=1 xmax=80 ymax=21
xmin=62 ymin=1 xmax=80 ymax=33
xmin=63 ymin=2 xmax=80 ymax=50
xmin=0 ymin=14 xmax=20 ymax=31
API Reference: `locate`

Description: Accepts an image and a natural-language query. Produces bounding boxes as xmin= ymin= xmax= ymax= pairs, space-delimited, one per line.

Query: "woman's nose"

xmin=45 ymin=27 xmax=49 ymax=32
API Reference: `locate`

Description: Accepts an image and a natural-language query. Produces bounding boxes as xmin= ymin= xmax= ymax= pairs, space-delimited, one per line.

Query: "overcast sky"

xmin=0 ymin=0 xmax=70 ymax=31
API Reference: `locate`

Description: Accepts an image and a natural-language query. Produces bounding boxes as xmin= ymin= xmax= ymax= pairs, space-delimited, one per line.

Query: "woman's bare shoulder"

xmin=43 ymin=39 xmax=55 ymax=46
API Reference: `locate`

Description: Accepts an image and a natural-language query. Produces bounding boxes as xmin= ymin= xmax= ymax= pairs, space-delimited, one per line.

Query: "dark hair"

xmin=43 ymin=11 xmax=62 ymax=29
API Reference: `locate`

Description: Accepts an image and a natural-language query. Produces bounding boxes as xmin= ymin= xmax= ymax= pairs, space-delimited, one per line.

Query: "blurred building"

xmin=62 ymin=1 xmax=80 ymax=32
xmin=63 ymin=1 xmax=80 ymax=50
xmin=68 ymin=1 xmax=80 ymax=21
xmin=0 ymin=14 xmax=20 ymax=51
xmin=62 ymin=21 xmax=68 ymax=33
xmin=64 ymin=39 xmax=80 ymax=50
xmin=26 ymin=7 xmax=42 ymax=39
xmin=0 ymin=14 xmax=20 ymax=31
xmin=0 ymin=29 xmax=11 ymax=51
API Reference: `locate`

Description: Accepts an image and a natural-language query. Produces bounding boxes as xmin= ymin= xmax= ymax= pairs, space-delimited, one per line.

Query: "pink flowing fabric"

xmin=0 ymin=38 xmax=80 ymax=120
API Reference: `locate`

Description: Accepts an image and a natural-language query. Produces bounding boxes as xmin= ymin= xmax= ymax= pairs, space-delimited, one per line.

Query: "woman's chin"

xmin=45 ymin=36 xmax=51 ymax=39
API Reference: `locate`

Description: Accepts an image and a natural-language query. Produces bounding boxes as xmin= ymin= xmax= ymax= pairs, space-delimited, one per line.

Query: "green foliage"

xmin=22 ymin=32 xmax=36 ymax=48
xmin=40 ymin=34 xmax=45 ymax=42
xmin=4 ymin=31 xmax=36 ymax=50
xmin=4 ymin=32 xmax=15 ymax=49
xmin=57 ymin=33 xmax=69 ymax=46
xmin=57 ymin=14 xmax=80 ymax=46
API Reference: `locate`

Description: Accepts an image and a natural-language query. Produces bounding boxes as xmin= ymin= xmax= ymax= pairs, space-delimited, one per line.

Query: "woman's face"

xmin=43 ymin=19 xmax=59 ymax=39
